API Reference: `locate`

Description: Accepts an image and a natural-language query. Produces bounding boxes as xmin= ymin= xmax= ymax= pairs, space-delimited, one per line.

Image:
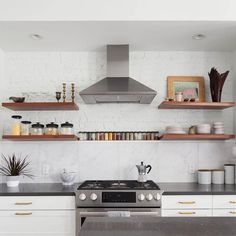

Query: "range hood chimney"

xmin=79 ymin=45 xmax=157 ymax=104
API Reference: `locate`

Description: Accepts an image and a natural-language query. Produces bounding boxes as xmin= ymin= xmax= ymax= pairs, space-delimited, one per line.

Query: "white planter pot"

xmin=6 ymin=176 xmax=20 ymax=187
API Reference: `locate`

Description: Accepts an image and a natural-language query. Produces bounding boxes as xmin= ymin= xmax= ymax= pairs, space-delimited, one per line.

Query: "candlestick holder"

xmin=71 ymin=83 xmax=75 ymax=103
xmin=62 ymin=83 xmax=66 ymax=102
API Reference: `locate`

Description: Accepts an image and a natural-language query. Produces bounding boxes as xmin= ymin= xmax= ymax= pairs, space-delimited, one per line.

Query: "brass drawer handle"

xmin=178 ymin=201 xmax=196 ymax=204
xmin=15 ymin=202 xmax=32 ymax=205
xmin=15 ymin=212 xmax=32 ymax=216
xmin=178 ymin=211 xmax=196 ymax=215
xmin=229 ymin=201 xmax=236 ymax=204
xmin=230 ymin=211 xmax=236 ymax=214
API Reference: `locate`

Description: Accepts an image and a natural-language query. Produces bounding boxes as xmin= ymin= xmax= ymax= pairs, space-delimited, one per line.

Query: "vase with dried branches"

xmin=208 ymin=67 xmax=229 ymax=102
xmin=0 ymin=154 xmax=33 ymax=187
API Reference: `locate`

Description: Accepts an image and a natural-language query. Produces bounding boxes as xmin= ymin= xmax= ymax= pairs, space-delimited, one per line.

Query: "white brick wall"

xmin=0 ymin=51 xmax=235 ymax=183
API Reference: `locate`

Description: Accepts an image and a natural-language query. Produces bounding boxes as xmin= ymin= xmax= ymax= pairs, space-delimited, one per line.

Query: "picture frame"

xmin=167 ymin=76 xmax=206 ymax=102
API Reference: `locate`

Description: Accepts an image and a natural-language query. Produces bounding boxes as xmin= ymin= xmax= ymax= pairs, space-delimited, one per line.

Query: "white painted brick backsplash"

xmin=0 ymin=50 xmax=235 ymax=183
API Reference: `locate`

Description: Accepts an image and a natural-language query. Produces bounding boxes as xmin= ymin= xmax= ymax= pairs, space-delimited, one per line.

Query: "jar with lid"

xmin=31 ymin=122 xmax=44 ymax=135
xmin=21 ymin=121 xmax=31 ymax=135
xmin=45 ymin=122 xmax=59 ymax=135
xmin=11 ymin=115 xmax=22 ymax=135
xmin=60 ymin=122 xmax=74 ymax=135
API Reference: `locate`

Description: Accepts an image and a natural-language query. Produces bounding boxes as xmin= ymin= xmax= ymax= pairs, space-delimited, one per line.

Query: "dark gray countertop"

xmin=0 ymin=183 xmax=77 ymax=196
xmin=159 ymin=182 xmax=236 ymax=195
xmin=0 ymin=182 xmax=236 ymax=196
xmin=80 ymin=217 xmax=236 ymax=236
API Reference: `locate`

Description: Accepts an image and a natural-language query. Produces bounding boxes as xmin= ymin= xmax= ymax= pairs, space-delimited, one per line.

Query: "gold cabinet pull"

xmin=15 ymin=202 xmax=32 ymax=205
xmin=230 ymin=211 xmax=236 ymax=214
xmin=178 ymin=211 xmax=196 ymax=215
xmin=178 ymin=201 xmax=196 ymax=204
xmin=229 ymin=201 xmax=236 ymax=204
xmin=15 ymin=212 xmax=32 ymax=216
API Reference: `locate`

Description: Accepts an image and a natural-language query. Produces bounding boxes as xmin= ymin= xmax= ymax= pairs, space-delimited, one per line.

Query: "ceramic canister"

xmin=224 ymin=164 xmax=235 ymax=184
xmin=198 ymin=169 xmax=211 ymax=185
xmin=212 ymin=169 xmax=224 ymax=185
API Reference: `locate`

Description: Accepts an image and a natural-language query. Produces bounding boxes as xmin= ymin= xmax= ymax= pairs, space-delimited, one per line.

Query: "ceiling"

xmin=0 ymin=21 xmax=236 ymax=51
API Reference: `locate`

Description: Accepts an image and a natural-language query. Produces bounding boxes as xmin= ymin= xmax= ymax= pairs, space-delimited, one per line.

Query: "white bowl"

xmin=60 ymin=171 xmax=76 ymax=186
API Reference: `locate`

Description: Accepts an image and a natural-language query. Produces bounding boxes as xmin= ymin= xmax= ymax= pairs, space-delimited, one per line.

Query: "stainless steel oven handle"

xmin=79 ymin=211 xmax=160 ymax=217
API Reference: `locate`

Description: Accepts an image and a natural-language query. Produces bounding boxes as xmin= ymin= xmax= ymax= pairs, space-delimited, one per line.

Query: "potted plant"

xmin=0 ymin=154 xmax=33 ymax=187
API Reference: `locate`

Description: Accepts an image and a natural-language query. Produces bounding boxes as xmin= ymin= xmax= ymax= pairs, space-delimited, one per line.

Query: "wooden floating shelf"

xmin=160 ymin=134 xmax=235 ymax=140
xmin=2 ymin=135 xmax=78 ymax=141
xmin=2 ymin=102 xmax=79 ymax=111
xmin=158 ymin=101 xmax=235 ymax=110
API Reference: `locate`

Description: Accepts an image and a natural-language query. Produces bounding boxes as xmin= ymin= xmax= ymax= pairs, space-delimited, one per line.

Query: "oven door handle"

xmin=79 ymin=211 xmax=160 ymax=217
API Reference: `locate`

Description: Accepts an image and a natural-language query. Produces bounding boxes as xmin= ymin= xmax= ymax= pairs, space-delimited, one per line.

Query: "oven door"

xmin=77 ymin=208 xmax=161 ymax=235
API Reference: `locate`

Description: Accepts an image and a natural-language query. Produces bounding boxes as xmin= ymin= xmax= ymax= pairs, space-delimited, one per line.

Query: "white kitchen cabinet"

xmin=0 ymin=196 xmax=76 ymax=236
xmin=162 ymin=209 xmax=212 ymax=217
xmin=213 ymin=195 xmax=236 ymax=209
xmin=213 ymin=209 xmax=236 ymax=217
xmin=162 ymin=195 xmax=212 ymax=209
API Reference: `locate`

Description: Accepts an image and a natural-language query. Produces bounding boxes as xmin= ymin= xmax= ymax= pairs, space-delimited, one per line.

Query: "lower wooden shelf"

xmin=2 ymin=135 xmax=78 ymax=141
xmin=160 ymin=134 xmax=235 ymax=140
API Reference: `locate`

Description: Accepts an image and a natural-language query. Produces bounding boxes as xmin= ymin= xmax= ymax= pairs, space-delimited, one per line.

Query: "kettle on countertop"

xmin=136 ymin=161 xmax=152 ymax=183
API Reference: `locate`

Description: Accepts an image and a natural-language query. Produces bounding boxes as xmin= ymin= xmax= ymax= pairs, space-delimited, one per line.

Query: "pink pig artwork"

xmin=182 ymin=88 xmax=199 ymax=99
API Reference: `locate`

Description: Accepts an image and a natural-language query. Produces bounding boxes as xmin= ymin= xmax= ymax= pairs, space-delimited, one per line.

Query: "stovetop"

xmin=78 ymin=180 xmax=160 ymax=190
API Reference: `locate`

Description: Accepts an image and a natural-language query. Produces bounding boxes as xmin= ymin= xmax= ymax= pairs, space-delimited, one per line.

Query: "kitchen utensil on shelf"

xmin=198 ymin=169 xmax=211 ymax=184
xmin=21 ymin=121 xmax=31 ymax=135
xmin=224 ymin=164 xmax=235 ymax=184
xmin=45 ymin=122 xmax=59 ymax=135
xmin=31 ymin=122 xmax=44 ymax=135
xmin=11 ymin=115 xmax=22 ymax=135
xmin=136 ymin=161 xmax=152 ymax=183
xmin=9 ymin=97 xmax=25 ymax=103
xmin=212 ymin=169 xmax=224 ymax=184
xmin=60 ymin=122 xmax=74 ymax=135
xmin=62 ymin=83 xmax=66 ymax=102
xmin=71 ymin=83 xmax=75 ymax=102
xmin=55 ymin=92 xmax=62 ymax=102
xmin=196 ymin=124 xmax=211 ymax=134
xmin=60 ymin=169 xmax=76 ymax=186
xmin=189 ymin=126 xmax=197 ymax=134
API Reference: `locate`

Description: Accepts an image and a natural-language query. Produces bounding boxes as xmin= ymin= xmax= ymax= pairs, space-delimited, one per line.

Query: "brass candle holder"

xmin=62 ymin=83 xmax=66 ymax=102
xmin=71 ymin=83 xmax=75 ymax=103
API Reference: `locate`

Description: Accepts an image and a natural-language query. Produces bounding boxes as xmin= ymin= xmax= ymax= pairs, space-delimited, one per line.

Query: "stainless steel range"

xmin=76 ymin=180 xmax=163 ymax=234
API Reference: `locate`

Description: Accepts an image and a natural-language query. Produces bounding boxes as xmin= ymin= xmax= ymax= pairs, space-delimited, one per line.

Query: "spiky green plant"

xmin=0 ymin=154 xmax=33 ymax=178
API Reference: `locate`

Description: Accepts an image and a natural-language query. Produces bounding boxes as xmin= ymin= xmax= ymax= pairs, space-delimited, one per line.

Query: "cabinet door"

xmin=213 ymin=195 xmax=236 ymax=209
xmin=0 ymin=210 xmax=75 ymax=236
xmin=213 ymin=209 xmax=236 ymax=217
xmin=162 ymin=195 xmax=212 ymax=209
xmin=162 ymin=209 xmax=212 ymax=217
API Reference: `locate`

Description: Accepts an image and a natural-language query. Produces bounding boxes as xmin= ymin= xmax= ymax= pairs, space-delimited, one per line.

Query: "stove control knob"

xmin=138 ymin=194 xmax=145 ymax=201
xmin=79 ymin=193 xmax=86 ymax=201
xmin=146 ymin=193 xmax=153 ymax=201
xmin=154 ymin=193 xmax=161 ymax=201
xmin=90 ymin=193 xmax=98 ymax=201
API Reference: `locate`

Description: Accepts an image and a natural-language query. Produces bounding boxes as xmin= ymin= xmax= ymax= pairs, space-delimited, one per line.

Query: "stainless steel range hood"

xmin=79 ymin=45 xmax=157 ymax=104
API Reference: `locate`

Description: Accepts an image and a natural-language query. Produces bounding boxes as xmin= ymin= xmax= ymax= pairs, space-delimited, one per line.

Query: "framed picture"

xmin=167 ymin=76 xmax=206 ymax=102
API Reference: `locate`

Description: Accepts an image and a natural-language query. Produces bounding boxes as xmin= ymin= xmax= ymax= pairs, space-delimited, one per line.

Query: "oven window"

xmin=102 ymin=192 xmax=136 ymax=203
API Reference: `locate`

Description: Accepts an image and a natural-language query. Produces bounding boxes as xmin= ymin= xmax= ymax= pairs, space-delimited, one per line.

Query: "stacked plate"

xmin=213 ymin=122 xmax=224 ymax=134
xmin=196 ymin=124 xmax=211 ymax=134
xmin=165 ymin=126 xmax=186 ymax=134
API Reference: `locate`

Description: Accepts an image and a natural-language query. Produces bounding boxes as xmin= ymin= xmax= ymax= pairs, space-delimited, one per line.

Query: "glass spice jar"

xmin=21 ymin=121 xmax=31 ymax=135
xmin=121 ymin=132 xmax=125 ymax=140
xmin=125 ymin=132 xmax=130 ymax=140
xmin=104 ymin=132 xmax=109 ymax=141
xmin=60 ymin=122 xmax=74 ymax=135
xmin=96 ymin=132 xmax=100 ymax=141
xmin=129 ymin=132 xmax=134 ymax=140
xmin=31 ymin=122 xmax=44 ymax=135
xmin=112 ymin=132 xmax=116 ymax=140
xmin=108 ymin=132 xmax=113 ymax=141
xmin=45 ymin=122 xmax=59 ymax=135
xmin=11 ymin=115 xmax=22 ymax=135
xmin=91 ymin=132 xmax=96 ymax=140
xmin=116 ymin=132 xmax=121 ymax=140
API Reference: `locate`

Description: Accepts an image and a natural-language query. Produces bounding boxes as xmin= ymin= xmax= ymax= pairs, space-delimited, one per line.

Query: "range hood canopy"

xmin=79 ymin=45 xmax=157 ymax=104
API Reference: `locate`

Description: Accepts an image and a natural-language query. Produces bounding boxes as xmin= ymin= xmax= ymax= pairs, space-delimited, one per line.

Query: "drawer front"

xmin=162 ymin=195 xmax=212 ymax=209
xmin=0 ymin=210 xmax=75 ymax=236
xmin=0 ymin=196 xmax=75 ymax=210
xmin=213 ymin=195 xmax=236 ymax=209
xmin=213 ymin=209 xmax=236 ymax=217
xmin=162 ymin=209 xmax=212 ymax=217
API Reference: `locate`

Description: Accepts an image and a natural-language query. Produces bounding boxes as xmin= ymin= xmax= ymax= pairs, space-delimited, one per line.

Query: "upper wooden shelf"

xmin=2 ymin=102 xmax=79 ymax=111
xmin=160 ymin=134 xmax=235 ymax=140
xmin=158 ymin=101 xmax=235 ymax=110
xmin=2 ymin=135 xmax=78 ymax=141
